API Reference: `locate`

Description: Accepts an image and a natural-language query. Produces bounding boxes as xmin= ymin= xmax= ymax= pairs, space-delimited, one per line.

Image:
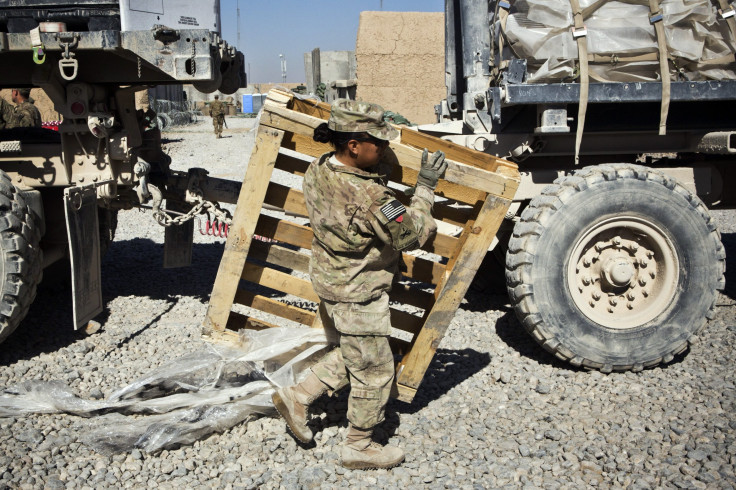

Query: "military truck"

xmin=0 ymin=0 xmax=245 ymax=342
xmin=421 ymin=0 xmax=733 ymax=372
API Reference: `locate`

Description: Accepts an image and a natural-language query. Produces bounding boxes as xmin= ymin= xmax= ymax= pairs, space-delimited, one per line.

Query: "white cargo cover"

xmin=501 ymin=0 xmax=736 ymax=82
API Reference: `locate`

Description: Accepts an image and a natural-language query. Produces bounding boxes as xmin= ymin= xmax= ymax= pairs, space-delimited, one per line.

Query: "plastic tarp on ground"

xmin=0 ymin=327 xmax=328 ymax=454
xmin=500 ymin=0 xmax=736 ymax=82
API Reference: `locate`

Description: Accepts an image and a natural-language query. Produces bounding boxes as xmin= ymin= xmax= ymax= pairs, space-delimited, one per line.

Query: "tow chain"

xmin=148 ymin=183 xmax=233 ymax=228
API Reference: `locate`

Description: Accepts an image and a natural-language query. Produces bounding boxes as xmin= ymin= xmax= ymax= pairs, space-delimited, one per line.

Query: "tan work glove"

xmin=416 ymin=148 xmax=448 ymax=190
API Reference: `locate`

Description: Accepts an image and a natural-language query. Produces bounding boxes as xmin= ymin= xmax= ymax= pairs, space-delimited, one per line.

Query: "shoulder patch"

xmin=380 ymin=199 xmax=406 ymax=222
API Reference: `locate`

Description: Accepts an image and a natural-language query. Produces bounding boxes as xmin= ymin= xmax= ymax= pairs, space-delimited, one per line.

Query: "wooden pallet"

xmin=203 ymin=89 xmax=520 ymax=403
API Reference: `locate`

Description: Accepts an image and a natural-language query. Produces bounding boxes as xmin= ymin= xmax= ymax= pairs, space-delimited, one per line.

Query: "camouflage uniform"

xmin=0 ymin=98 xmax=41 ymax=129
xmin=303 ymin=101 xmax=438 ymax=429
xmin=209 ymin=99 xmax=226 ymax=137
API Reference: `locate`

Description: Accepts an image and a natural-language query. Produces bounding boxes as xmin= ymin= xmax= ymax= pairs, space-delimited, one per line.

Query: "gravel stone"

xmin=0 ymin=117 xmax=733 ymax=489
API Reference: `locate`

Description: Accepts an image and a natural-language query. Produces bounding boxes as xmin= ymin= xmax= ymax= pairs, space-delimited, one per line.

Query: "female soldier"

xmin=272 ymin=98 xmax=447 ymax=470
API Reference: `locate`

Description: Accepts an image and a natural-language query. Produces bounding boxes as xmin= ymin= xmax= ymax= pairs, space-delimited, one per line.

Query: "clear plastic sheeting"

xmin=501 ymin=0 xmax=736 ymax=82
xmin=0 ymin=327 xmax=328 ymax=454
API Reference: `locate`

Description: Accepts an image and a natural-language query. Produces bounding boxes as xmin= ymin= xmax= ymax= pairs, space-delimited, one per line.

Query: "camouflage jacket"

xmin=0 ymin=99 xmax=41 ymax=129
xmin=209 ymin=100 xmax=225 ymax=117
xmin=304 ymin=152 xmax=437 ymax=303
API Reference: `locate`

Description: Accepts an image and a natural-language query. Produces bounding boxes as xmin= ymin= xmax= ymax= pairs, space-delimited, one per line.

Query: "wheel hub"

xmin=602 ymin=256 xmax=635 ymax=288
xmin=568 ymin=218 xmax=679 ymax=330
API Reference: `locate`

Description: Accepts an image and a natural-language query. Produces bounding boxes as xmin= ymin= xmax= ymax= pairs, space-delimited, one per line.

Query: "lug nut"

xmin=639 ymin=278 xmax=647 ymax=286
xmin=607 ymin=307 xmax=614 ymax=313
xmin=639 ymin=258 xmax=648 ymax=268
xmin=582 ymin=276 xmax=592 ymax=286
xmin=627 ymin=292 xmax=635 ymax=301
xmin=613 ymin=236 xmax=622 ymax=246
xmin=627 ymin=303 xmax=634 ymax=310
xmin=595 ymin=243 xmax=605 ymax=252
xmin=609 ymin=297 xmax=618 ymax=306
xmin=589 ymin=300 xmax=596 ymax=308
xmin=592 ymin=292 xmax=601 ymax=300
xmin=646 ymin=250 xmax=654 ymax=258
xmin=583 ymin=257 xmax=591 ymax=267
xmin=642 ymin=290 xmax=649 ymax=297
xmin=630 ymin=242 xmax=639 ymax=252
xmin=650 ymin=271 xmax=656 ymax=278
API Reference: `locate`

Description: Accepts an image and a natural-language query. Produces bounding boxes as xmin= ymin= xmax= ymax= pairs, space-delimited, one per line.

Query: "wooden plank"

xmin=275 ymin=152 xmax=310 ymax=177
xmin=392 ymin=382 xmax=417 ymax=404
xmin=384 ymin=143 xmax=519 ymax=201
xmin=263 ymin=105 xmax=519 ymax=200
xmin=420 ymin=231 xmax=460 ymax=259
xmin=233 ymin=289 xmax=316 ymax=326
xmin=255 ymin=214 xmax=313 ymax=249
xmin=264 ymin=181 xmax=308 ymax=217
xmin=401 ymin=127 xmax=518 ymax=177
xmin=203 ymin=126 xmax=284 ymax=333
xmin=401 ymin=254 xmax=448 ymax=285
xmin=280 ymin=131 xmax=332 ymax=160
xmin=242 ymin=262 xmax=320 ymax=303
xmin=393 ymin=191 xmax=472 ymax=228
xmin=396 ymin=195 xmax=513 ymax=392
xmin=248 ymin=240 xmax=310 ymax=273
xmin=290 ymin=95 xmax=331 ymax=119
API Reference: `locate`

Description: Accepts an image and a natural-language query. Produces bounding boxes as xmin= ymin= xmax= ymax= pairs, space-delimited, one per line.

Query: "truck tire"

xmin=506 ymin=164 xmax=726 ymax=372
xmin=0 ymin=172 xmax=43 ymax=343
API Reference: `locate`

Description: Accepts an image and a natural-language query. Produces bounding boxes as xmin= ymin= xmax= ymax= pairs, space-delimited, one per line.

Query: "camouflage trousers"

xmin=310 ymin=293 xmax=394 ymax=429
xmin=212 ymin=115 xmax=224 ymax=136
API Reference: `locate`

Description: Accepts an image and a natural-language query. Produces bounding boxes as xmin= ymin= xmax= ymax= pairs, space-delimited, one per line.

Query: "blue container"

xmin=242 ymin=94 xmax=253 ymax=113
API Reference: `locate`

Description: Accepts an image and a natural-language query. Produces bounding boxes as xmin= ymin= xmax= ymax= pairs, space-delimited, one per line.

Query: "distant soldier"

xmin=0 ymin=88 xmax=42 ymax=129
xmin=208 ymin=95 xmax=226 ymax=138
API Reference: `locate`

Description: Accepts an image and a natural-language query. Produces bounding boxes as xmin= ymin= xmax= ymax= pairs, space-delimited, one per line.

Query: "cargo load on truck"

xmin=499 ymin=0 xmax=736 ymax=83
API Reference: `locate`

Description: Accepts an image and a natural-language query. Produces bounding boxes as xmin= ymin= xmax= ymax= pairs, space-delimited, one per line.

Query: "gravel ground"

xmin=0 ymin=116 xmax=734 ymax=489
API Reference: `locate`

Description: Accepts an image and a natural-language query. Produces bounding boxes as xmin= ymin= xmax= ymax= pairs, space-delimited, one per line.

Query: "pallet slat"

xmin=204 ymin=126 xmax=284 ymax=333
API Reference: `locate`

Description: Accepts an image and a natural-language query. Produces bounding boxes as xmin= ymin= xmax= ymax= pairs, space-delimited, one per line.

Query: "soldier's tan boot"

xmin=341 ymin=425 xmax=405 ymax=470
xmin=272 ymin=373 xmax=327 ymax=443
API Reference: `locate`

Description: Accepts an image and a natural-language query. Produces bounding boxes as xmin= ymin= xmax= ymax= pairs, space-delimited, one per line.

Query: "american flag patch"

xmin=380 ymin=200 xmax=406 ymax=222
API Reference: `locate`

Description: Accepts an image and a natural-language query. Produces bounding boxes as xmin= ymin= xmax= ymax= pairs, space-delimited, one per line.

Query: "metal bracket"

xmin=649 ymin=12 xmax=664 ymax=23
xmin=719 ymin=7 xmax=735 ymax=19
xmin=571 ymin=26 xmax=588 ymax=39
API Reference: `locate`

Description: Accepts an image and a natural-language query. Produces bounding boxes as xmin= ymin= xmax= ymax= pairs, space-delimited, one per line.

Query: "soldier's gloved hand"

xmin=416 ymin=149 xmax=447 ymax=190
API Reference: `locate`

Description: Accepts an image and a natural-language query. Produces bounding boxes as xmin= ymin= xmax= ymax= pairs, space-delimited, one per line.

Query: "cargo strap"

xmin=716 ymin=0 xmax=736 ymax=51
xmin=588 ymin=53 xmax=659 ymax=64
xmin=648 ymin=0 xmax=670 ymax=136
xmin=569 ymin=0 xmax=589 ymax=164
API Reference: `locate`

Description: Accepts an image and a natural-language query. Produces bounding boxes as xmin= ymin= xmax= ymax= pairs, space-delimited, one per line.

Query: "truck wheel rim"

xmin=566 ymin=216 xmax=679 ymax=330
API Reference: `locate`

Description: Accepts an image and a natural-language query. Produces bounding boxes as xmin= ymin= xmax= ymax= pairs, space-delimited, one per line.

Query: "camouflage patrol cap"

xmin=328 ymin=98 xmax=399 ymax=141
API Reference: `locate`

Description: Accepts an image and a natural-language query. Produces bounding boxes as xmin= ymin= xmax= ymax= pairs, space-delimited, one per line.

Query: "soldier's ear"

xmin=347 ymin=139 xmax=360 ymax=157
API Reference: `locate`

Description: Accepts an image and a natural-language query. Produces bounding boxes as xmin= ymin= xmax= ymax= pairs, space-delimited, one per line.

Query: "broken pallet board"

xmin=204 ymin=89 xmax=520 ymax=403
